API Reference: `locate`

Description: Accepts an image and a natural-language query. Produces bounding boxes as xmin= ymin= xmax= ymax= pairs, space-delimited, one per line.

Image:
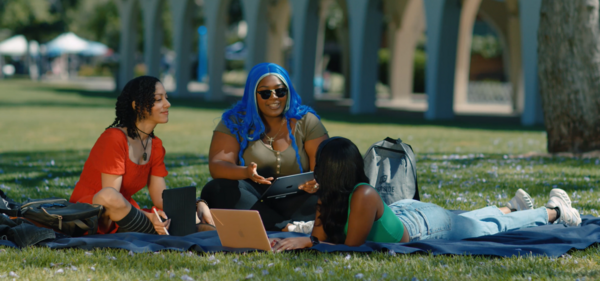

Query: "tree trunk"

xmin=538 ymin=0 xmax=600 ymax=153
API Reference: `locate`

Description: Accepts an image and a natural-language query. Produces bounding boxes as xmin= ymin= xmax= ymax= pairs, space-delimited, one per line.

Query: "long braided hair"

xmin=106 ymin=76 xmax=161 ymax=139
xmin=221 ymin=63 xmax=319 ymax=172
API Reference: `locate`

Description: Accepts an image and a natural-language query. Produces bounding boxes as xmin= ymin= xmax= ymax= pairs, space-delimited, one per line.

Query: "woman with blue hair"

xmin=200 ymin=63 xmax=329 ymax=231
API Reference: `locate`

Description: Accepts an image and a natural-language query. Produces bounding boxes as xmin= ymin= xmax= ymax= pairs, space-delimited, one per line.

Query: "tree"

xmin=537 ymin=0 xmax=600 ymax=153
xmin=0 ymin=0 xmax=62 ymax=42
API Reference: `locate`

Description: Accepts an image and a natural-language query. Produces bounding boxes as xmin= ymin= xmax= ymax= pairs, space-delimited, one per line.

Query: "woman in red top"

xmin=70 ymin=76 xmax=212 ymax=234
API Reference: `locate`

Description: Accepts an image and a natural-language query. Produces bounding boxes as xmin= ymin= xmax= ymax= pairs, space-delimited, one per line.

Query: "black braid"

xmin=106 ymin=76 xmax=161 ymax=139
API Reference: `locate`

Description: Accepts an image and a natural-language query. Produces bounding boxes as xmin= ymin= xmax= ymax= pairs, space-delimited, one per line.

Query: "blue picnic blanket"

xmin=1 ymin=215 xmax=599 ymax=257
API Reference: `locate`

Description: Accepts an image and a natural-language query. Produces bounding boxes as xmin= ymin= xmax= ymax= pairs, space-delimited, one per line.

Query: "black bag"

xmin=0 ymin=191 xmax=103 ymax=237
xmin=363 ymin=137 xmax=420 ymax=205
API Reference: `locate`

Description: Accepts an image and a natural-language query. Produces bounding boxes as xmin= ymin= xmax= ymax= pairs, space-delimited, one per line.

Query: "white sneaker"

xmin=546 ymin=188 xmax=572 ymax=209
xmin=506 ymin=189 xmax=534 ymax=211
xmin=287 ymin=221 xmax=314 ymax=234
xmin=546 ymin=193 xmax=581 ymax=227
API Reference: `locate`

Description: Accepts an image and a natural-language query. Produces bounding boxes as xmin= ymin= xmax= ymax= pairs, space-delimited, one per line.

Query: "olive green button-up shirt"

xmin=214 ymin=113 xmax=327 ymax=178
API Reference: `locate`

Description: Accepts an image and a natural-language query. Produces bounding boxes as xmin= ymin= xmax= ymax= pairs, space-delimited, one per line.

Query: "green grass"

xmin=0 ymin=79 xmax=599 ymax=280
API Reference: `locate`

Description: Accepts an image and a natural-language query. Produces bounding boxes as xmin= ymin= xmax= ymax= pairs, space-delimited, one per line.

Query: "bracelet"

xmin=196 ymin=199 xmax=209 ymax=208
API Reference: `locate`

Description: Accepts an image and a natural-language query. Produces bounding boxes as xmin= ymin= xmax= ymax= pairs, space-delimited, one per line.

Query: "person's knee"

xmin=93 ymin=187 xmax=128 ymax=210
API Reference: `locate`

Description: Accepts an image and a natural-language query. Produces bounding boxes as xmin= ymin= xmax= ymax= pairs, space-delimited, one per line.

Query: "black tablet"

xmin=162 ymin=186 xmax=197 ymax=236
xmin=260 ymin=172 xmax=314 ymax=200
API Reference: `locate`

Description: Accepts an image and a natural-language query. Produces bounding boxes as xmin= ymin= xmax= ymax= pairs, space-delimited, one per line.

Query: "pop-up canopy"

xmin=80 ymin=41 xmax=109 ymax=56
xmin=0 ymin=35 xmax=28 ymax=56
xmin=46 ymin=32 xmax=90 ymax=55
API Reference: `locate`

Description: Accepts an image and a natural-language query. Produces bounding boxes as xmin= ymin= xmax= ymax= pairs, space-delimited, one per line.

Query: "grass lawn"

xmin=0 ymin=79 xmax=599 ymax=280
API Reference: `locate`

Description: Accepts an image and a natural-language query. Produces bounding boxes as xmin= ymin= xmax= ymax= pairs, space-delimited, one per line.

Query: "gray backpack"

xmin=363 ymin=137 xmax=420 ymax=205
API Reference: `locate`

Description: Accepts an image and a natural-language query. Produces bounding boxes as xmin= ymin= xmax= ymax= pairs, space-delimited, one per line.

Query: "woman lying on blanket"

xmin=69 ymin=76 xmax=213 ymax=235
xmin=270 ymin=137 xmax=581 ymax=251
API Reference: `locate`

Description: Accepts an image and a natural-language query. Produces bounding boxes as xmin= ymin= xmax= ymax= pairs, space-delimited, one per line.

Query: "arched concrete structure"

xmin=313 ymin=0 xmax=333 ymax=97
xmin=335 ymin=0 xmax=351 ymax=99
xmin=506 ymin=0 xmax=523 ymax=113
xmin=519 ymin=0 xmax=544 ymax=125
xmin=204 ymin=0 xmax=231 ymax=101
xmin=423 ymin=0 xmax=461 ymax=120
xmin=121 ymin=0 xmax=544 ymax=124
xmin=241 ymin=0 xmax=269 ymax=72
xmin=386 ymin=0 xmax=426 ymax=102
xmin=290 ymin=0 xmax=320 ymax=105
xmin=141 ymin=0 xmax=164 ymax=78
xmin=452 ymin=0 xmax=481 ymax=108
xmin=453 ymin=0 xmax=520 ymax=112
xmin=479 ymin=1 xmax=522 ymax=113
xmin=347 ymin=0 xmax=383 ymax=114
xmin=266 ymin=0 xmax=291 ymax=67
xmin=117 ymin=0 xmax=139 ymax=90
xmin=169 ymin=0 xmax=194 ymax=97
xmin=241 ymin=0 xmax=291 ymax=72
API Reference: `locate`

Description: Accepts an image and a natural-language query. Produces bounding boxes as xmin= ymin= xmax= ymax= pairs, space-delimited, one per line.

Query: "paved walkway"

xmin=41 ymin=76 xmax=517 ymax=117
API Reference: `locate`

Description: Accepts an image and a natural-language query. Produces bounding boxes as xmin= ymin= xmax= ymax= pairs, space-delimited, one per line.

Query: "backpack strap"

xmin=400 ymin=143 xmax=420 ymax=201
xmin=72 ymin=219 xmax=91 ymax=231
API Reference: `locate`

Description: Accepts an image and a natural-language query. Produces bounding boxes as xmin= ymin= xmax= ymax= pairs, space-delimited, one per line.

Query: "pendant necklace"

xmin=263 ymin=119 xmax=286 ymax=150
xmin=136 ymin=127 xmax=151 ymax=161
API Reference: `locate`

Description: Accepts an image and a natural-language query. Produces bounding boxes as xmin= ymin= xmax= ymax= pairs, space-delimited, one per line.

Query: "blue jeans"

xmin=389 ymin=199 xmax=549 ymax=241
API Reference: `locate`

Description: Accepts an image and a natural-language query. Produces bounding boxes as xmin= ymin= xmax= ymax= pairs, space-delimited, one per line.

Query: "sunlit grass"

xmin=0 ymin=79 xmax=599 ymax=280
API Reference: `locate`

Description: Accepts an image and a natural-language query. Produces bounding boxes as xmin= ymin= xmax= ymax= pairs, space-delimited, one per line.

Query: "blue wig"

xmin=221 ymin=63 xmax=319 ymax=173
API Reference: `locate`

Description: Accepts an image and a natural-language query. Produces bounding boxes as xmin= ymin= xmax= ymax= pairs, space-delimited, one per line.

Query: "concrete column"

xmin=170 ymin=0 xmax=194 ymax=97
xmin=423 ymin=0 xmax=461 ymax=120
xmin=117 ymin=0 xmax=139 ymax=90
xmin=313 ymin=0 xmax=334 ymax=97
xmin=519 ymin=0 xmax=544 ymax=125
xmin=291 ymin=0 xmax=320 ymax=105
xmin=453 ymin=0 xmax=481 ymax=108
xmin=335 ymin=0 xmax=351 ymax=98
xmin=241 ymin=0 xmax=268 ymax=71
xmin=519 ymin=0 xmax=544 ymax=126
xmin=266 ymin=0 xmax=291 ymax=66
xmin=142 ymin=0 xmax=163 ymax=78
xmin=204 ymin=0 xmax=231 ymax=101
xmin=389 ymin=0 xmax=425 ymax=101
xmin=506 ymin=0 xmax=524 ymax=113
xmin=347 ymin=0 xmax=383 ymax=114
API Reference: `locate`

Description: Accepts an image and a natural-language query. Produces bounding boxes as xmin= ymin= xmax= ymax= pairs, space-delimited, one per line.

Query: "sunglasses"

xmin=257 ymin=88 xmax=288 ymax=100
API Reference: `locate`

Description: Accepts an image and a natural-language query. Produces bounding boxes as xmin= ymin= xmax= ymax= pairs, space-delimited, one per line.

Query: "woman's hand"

xmin=270 ymin=237 xmax=312 ymax=252
xmin=145 ymin=209 xmax=170 ymax=235
xmin=268 ymin=238 xmax=282 ymax=248
xmin=298 ymin=179 xmax=319 ymax=194
xmin=196 ymin=201 xmax=214 ymax=225
xmin=247 ymin=162 xmax=274 ymax=185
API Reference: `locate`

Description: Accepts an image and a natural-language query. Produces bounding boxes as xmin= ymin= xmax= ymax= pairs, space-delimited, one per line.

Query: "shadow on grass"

xmin=0 ymin=149 xmax=209 ymax=186
xmin=12 ymin=84 xmax=546 ymax=132
xmin=44 ymin=87 xmax=236 ymax=111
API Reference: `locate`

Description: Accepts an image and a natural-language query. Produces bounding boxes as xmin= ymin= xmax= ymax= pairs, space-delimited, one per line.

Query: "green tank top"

xmin=344 ymin=183 xmax=404 ymax=243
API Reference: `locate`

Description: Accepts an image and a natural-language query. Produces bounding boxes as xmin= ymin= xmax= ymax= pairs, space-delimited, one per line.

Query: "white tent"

xmin=0 ymin=35 xmax=28 ymax=56
xmin=46 ymin=32 xmax=90 ymax=55
xmin=80 ymin=41 xmax=108 ymax=56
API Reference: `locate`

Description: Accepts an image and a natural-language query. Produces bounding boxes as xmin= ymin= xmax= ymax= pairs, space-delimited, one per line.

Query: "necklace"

xmin=262 ymin=119 xmax=286 ymax=150
xmin=136 ymin=127 xmax=151 ymax=161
